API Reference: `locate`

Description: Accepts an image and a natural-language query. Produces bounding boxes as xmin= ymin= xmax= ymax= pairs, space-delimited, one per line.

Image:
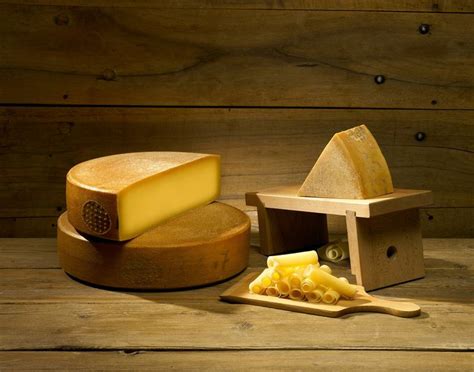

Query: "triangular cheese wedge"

xmin=297 ymin=125 xmax=393 ymax=199
xmin=67 ymin=152 xmax=220 ymax=241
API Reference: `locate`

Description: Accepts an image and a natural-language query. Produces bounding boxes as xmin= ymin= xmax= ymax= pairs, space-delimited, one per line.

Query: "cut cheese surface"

xmin=66 ymin=152 xmax=220 ymax=241
xmin=297 ymin=125 xmax=393 ymax=199
xmin=57 ymin=202 xmax=250 ymax=289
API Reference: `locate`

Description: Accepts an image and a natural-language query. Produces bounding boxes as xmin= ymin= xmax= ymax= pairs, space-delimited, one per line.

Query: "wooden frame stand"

xmin=246 ymin=185 xmax=433 ymax=291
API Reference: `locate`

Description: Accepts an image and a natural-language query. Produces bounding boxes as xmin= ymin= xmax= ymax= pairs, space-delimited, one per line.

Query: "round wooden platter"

xmin=57 ymin=202 xmax=250 ymax=290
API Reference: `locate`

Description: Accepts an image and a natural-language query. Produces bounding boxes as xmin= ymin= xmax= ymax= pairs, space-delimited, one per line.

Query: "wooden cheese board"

xmin=220 ymin=273 xmax=421 ymax=318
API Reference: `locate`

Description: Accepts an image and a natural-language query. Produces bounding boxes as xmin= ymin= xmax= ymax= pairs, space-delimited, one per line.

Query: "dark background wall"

xmin=0 ymin=1 xmax=473 ymax=237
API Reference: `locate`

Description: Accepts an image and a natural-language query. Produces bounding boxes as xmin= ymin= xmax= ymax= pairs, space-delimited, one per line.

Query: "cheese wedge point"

xmin=297 ymin=125 xmax=393 ymax=199
xmin=66 ymin=152 xmax=220 ymax=241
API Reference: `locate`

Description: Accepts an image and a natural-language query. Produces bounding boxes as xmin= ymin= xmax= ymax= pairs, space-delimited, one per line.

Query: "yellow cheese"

xmin=297 ymin=125 xmax=393 ymax=199
xmin=249 ymin=249 xmax=359 ymax=304
xmin=267 ymin=250 xmax=318 ymax=268
xmin=57 ymin=202 xmax=250 ymax=289
xmin=66 ymin=152 xmax=220 ymax=241
xmin=306 ymin=266 xmax=357 ymax=298
xmin=322 ymin=289 xmax=341 ymax=304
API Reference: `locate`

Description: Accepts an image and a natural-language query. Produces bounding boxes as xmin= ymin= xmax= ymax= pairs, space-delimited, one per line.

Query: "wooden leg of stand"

xmin=255 ymin=203 xmax=328 ymax=256
xmin=345 ymin=210 xmax=362 ymax=278
xmin=346 ymin=208 xmax=425 ymax=291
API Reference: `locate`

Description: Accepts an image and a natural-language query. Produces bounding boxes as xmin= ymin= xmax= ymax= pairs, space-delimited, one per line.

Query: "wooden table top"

xmin=0 ymin=237 xmax=473 ymax=370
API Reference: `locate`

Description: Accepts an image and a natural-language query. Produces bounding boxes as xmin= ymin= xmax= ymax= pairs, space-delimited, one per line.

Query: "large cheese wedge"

xmin=57 ymin=203 xmax=250 ymax=289
xmin=297 ymin=125 xmax=393 ymax=199
xmin=66 ymin=152 xmax=220 ymax=241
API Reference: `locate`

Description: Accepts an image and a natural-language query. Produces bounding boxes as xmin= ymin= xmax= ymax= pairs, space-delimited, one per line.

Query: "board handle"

xmin=359 ymin=295 xmax=421 ymax=318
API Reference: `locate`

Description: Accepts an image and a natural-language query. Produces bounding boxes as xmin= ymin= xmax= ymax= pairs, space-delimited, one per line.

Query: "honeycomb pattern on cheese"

xmin=82 ymin=201 xmax=112 ymax=234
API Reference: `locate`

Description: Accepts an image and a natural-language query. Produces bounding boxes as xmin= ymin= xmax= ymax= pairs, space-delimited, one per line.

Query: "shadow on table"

xmin=67 ymin=267 xmax=254 ymax=315
xmin=66 ymin=252 xmax=471 ymax=317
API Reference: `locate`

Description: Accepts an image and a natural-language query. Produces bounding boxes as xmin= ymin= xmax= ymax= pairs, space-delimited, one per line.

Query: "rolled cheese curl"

xmin=249 ymin=280 xmax=265 ymax=295
xmin=322 ymin=289 xmax=341 ymax=304
xmin=289 ymin=287 xmax=305 ymax=301
xmin=306 ymin=288 xmax=325 ymax=303
xmin=326 ymin=244 xmax=349 ymax=262
xmin=317 ymin=240 xmax=350 ymax=263
xmin=301 ymin=278 xmax=316 ymax=293
xmin=303 ymin=263 xmax=320 ymax=277
xmin=248 ymin=268 xmax=273 ymax=294
xmin=319 ymin=265 xmax=332 ymax=274
xmin=267 ymin=250 xmax=318 ymax=268
xmin=265 ymin=286 xmax=280 ymax=297
xmin=265 ymin=268 xmax=281 ymax=282
xmin=305 ymin=263 xmax=333 ymax=278
xmin=289 ymin=267 xmax=305 ymax=288
xmin=307 ymin=267 xmax=357 ymax=298
xmin=276 ymin=277 xmax=291 ymax=296
xmin=273 ymin=265 xmax=295 ymax=281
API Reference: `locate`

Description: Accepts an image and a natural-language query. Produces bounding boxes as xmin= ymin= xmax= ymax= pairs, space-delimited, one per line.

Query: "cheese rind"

xmin=57 ymin=202 xmax=250 ymax=289
xmin=297 ymin=125 xmax=393 ymax=199
xmin=66 ymin=152 xmax=220 ymax=241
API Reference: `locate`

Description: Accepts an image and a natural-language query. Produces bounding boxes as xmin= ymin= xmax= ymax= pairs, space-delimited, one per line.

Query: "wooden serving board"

xmin=220 ymin=273 xmax=421 ymax=318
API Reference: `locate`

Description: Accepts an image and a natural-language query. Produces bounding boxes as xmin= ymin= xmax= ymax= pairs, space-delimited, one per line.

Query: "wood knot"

xmin=54 ymin=14 xmax=69 ymax=26
xmin=235 ymin=321 xmax=254 ymax=331
xmin=101 ymin=69 xmax=117 ymax=81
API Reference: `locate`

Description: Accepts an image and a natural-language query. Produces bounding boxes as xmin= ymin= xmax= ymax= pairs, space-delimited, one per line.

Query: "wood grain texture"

xmin=1 ymin=107 xmax=472 ymax=237
xmin=0 ymin=298 xmax=472 ymax=351
xmin=0 ymin=239 xmax=472 ymax=353
xmin=0 ymin=217 xmax=59 ymax=238
xmin=1 ymin=350 xmax=473 ymax=371
xmin=251 ymin=195 xmax=329 ymax=255
xmin=1 ymin=1 xmax=473 ymax=12
xmin=1 ymin=264 xmax=472 ymax=304
xmin=1 ymin=5 xmax=473 ymax=108
xmin=249 ymin=186 xmax=433 ymax=218
xmin=346 ymin=208 xmax=425 ymax=290
xmin=3 ymin=238 xmax=473 ymax=269
xmin=2 ymin=207 xmax=471 ymax=238
xmin=1 ymin=239 xmax=472 ymax=303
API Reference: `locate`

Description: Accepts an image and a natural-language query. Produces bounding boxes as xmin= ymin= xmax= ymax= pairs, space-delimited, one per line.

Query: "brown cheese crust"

xmin=57 ymin=202 xmax=250 ymax=289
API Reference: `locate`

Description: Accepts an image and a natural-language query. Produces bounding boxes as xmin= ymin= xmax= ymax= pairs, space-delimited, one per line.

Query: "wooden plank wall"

xmin=0 ymin=1 xmax=473 ymax=237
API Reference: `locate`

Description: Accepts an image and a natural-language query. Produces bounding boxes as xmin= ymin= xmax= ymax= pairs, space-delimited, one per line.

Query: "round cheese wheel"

xmin=57 ymin=202 xmax=250 ymax=289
